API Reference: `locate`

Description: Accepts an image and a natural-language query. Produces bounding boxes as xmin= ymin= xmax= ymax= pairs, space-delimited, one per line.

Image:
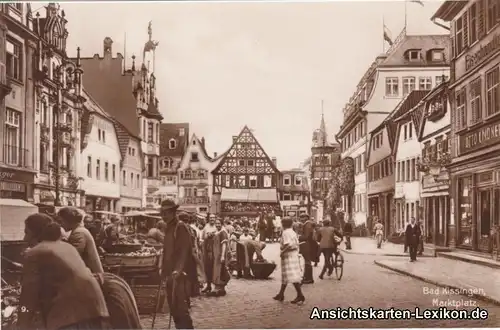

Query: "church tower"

xmin=310 ymin=112 xmax=340 ymax=222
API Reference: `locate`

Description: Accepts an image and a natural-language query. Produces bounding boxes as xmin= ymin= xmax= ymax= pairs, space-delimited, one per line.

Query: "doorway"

xmin=478 ymin=189 xmax=492 ymax=251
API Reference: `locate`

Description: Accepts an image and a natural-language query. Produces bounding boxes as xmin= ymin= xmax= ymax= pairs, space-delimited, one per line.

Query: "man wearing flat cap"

xmin=160 ymin=199 xmax=195 ymax=329
xmin=298 ymin=213 xmax=315 ymax=284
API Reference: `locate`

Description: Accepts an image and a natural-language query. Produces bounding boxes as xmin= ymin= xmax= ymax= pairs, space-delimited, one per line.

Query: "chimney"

xmin=232 ymin=136 xmax=238 ymax=143
xmin=201 ymin=137 xmax=205 ymax=146
xmin=271 ymin=157 xmax=277 ymax=167
xmin=213 ymin=152 xmax=218 ymax=158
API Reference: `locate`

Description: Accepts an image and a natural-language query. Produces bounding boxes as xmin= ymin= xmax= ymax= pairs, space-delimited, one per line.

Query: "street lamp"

xmin=52 ymin=48 xmax=83 ymax=206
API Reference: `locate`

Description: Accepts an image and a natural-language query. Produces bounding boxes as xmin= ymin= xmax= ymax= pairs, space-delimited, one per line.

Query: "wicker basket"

xmin=103 ymin=254 xmax=158 ymax=267
xmin=131 ymin=284 xmax=165 ymax=315
xmin=251 ymin=261 xmax=276 ymax=279
xmin=105 ymin=244 xmax=142 ymax=254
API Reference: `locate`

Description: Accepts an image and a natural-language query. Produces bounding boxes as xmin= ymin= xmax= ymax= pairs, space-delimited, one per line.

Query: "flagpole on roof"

xmin=404 ymin=0 xmax=407 ymax=31
xmin=382 ymin=16 xmax=385 ymax=53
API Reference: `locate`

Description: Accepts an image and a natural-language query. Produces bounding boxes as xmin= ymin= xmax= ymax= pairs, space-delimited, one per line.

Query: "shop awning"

xmin=221 ymin=188 xmax=278 ymax=203
xmin=0 ymin=198 xmax=38 ymax=241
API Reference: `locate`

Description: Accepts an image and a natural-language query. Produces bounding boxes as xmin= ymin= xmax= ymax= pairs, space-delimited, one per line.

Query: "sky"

xmin=35 ymin=1 xmax=447 ymax=169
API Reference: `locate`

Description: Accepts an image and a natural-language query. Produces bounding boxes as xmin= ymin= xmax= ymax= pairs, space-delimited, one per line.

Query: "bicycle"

xmin=327 ymin=251 xmax=344 ymax=280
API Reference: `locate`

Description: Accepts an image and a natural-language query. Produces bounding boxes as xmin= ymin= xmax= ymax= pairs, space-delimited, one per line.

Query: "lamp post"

xmin=52 ymin=48 xmax=83 ymax=206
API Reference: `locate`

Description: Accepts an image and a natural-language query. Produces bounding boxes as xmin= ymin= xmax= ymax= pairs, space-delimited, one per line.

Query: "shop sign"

xmin=459 ymin=120 xmax=500 ymax=155
xmin=39 ymin=190 xmax=55 ymax=204
xmin=465 ymin=33 xmax=500 ymax=72
xmin=0 ymin=167 xmax=35 ymax=183
xmin=0 ymin=181 xmax=25 ymax=192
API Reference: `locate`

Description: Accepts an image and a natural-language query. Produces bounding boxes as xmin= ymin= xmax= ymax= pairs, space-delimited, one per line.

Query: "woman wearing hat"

xmin=274 ymin=216 xmax=305 ymax=304
xmin=18 ymin=213 xmax=109 ymax=329
xmin=58 ymin=207 xmax=142 ymax=329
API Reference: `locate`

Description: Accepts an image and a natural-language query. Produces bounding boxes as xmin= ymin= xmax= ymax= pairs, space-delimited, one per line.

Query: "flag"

xmin=409 ymin=0 xmax=424 ymax=6
xmin=383 ymin=25 xmax=393 ymax=46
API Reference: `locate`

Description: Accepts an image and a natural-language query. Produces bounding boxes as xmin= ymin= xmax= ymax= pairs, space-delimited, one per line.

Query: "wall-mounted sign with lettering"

xmin=459 ymin=120 xmax=500 ymax=155
xmin=0 ymin=167 xmax=35 ymax=184
xmin=465 ymin=34 xmax=500 ymax=72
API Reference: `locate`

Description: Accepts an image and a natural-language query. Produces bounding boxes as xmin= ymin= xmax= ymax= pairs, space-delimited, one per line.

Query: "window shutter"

xmin=463 ymin=11 xmax=469 ymax=49
xmin=470 ymin=86 xmax=476 ymax=125
xmin=450 ymin=21 xmax=456 ymax=59
xmin=478 ymin=0 xmax=485 ymax=37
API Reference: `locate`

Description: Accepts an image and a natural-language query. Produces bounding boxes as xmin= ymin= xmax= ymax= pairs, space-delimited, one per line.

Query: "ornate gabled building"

xmin=310 ymin=113 xmax=341 ymax=222
xmin=211 ymin=126 xmax=280 ymax=217
xmin=417 ymin=79 xmax=451 ymax=248
xmin=30 ymin=3 xmax=85 ymax=208
xmin=177 ymin=134 xmax=223 ymax=214
xmin=0 ymin=4 xmax=40 ymax=203
xmin=158 ymin=123 xmax=190 ymax=202
xmin=78 ymin=24 xmax=163 ymax=211
xmin=337 ymin=31 xmax=450 ymax=226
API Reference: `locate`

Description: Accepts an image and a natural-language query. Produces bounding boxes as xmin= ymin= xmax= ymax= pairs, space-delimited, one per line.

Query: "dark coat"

xmin=67 ymin=225 xmax=104 ymax=274
xmin=405 ymin=223 xmax=421 ymax=246
xmin=162 ymin=219 xmax=197 ymax=284
xmin=18 ymin=241 xmax=108 ymax=330
xmin=299 ymin=220 xmax=317 ymax=261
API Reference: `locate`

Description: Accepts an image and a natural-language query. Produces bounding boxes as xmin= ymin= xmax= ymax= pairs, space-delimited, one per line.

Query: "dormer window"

xmin=295 ymin=176 xmax=302 ymax=186
xmin=408 ymin=50 xmax=421 ymax=62
xmin=162 ymin=158 xmax=172 ymax=168
xmin=169 ymin=138 xmax=177 ymax=149
xmin=431 ymin=50 xmax=444 ymax=61
xmin=192 ymin=139 xmax=196 ymax=145
xmin=283 ymin=175 xmax=291 ymax=186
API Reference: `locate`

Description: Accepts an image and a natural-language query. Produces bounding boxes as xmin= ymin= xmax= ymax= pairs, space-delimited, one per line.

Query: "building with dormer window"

xmin=417 ymin=79 xmax=451 ymax=249
xmin=158 ymin=123 xmax=189 ymax=203
xmin=30 ymin=4 xmax=85 ymax=208
xmin=78 ymin=26 xmax=163 ymax=211
xmin=177 ymin=134 xmax=224 ymax=214
xmin=79 ymin=90 xmax=121 ymax=213
xmin=211 ymin=126 xmax=281 ymax=216
xmin=336 ymin=31 xmax=450 ymax=226
xmin=433 ymin=1 xmax=500 ymax=253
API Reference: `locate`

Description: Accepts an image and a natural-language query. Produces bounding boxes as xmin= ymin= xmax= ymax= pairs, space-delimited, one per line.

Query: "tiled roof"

xmin=78 ymin=56 xmax=140 ymax=136
xmin=160 ymin=123 xmax=190 ymax=157
xmin=380 ymin=35 xmax=450 ymax=67
xmin=112 ymin=118 xmax=142 ymax=168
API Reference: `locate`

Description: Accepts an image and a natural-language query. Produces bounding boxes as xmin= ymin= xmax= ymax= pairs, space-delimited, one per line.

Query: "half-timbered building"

xmin=211 ymin=126 xmax=281 ymax=217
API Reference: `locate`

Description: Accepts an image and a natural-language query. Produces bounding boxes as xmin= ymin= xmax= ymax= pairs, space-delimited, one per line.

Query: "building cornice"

xmin=336 ymin=110 xmax=367 ymax=140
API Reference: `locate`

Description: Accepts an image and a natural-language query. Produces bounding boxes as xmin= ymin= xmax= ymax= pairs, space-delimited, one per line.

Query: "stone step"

xmin=437 ymin=251 xmax=500 ymax=269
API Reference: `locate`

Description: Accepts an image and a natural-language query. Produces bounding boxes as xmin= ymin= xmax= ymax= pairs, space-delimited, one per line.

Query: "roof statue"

xmin=143 ymin=21 xmax=159 ymax=59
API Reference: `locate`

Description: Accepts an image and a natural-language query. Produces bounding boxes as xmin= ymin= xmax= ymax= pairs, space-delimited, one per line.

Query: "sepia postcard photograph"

xmin=0 ymin=0 xmax=499 ymax=329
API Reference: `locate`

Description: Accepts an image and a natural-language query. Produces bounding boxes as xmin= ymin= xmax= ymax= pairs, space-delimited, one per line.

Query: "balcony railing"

xmin=3 ymin=144 xmax=29 ymax=167
xmin=179 ymin=196 xmax=210 ymax=205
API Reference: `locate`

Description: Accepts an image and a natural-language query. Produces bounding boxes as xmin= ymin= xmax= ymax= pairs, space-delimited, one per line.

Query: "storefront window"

xmin=458 ymin=176 xmax=473 ymax=246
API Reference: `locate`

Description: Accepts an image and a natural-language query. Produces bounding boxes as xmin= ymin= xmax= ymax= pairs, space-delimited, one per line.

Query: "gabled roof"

xmin=78 ymin=55 xmax=140 ymax=136
xmin=379 ymin=34 xmax=450 ymax=68
xmin=212 ymin=126 xmax=280 ymax=174
xmin=112 ymin=118 xmax=143 ymax=168
xmin=160 ymin=123 xmax=189 ymax=157
xmin=418 ymin=80 xmax=450 ymax=141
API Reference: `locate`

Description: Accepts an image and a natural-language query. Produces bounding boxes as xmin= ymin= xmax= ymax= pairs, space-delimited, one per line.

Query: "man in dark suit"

xmin=343 ymin=221 xmax=353 ymax=250
xmin=317 ymin=219 xmax=343 ymax=279
xmin=161 ymin=199 xmax=196 ymax=329
xmin=298 ymin=213 xmax=315 ymax=284
xmin=405 ymin=217 xmax=421 ymax=262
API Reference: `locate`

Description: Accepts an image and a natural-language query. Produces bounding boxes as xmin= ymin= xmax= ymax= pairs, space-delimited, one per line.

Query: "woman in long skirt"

xmin=273 ymin=216 xmax=305 ymax=304
xmin=57 ymin=207 xmax=142 ymax=329
xmin=208 ymin=219 xmax=231 ymax=296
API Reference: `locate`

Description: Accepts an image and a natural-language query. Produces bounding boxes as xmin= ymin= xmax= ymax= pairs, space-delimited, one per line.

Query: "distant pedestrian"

xmin=417 ymin=220 xmax=424 ymax=255
xmin=343 ymin=221 xmax=353 ymax=250
xmin=405 ymin=217 xmax=421 ymax=262
xmin=273 ymin=217 xmax=305 ymax=304
xmin=373 ymin=220 xmax=384 ymax=249
xmin=298 ymin=213 xmax=315 ymax=284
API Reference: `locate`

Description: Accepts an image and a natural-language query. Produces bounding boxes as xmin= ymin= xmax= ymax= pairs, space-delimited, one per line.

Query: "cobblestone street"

xmin=141 ymin=243 xmax=499 ymax=328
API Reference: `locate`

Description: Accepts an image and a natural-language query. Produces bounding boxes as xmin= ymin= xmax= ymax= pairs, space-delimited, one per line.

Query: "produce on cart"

xmin=1 ymin=280 xmax=21 ymax=329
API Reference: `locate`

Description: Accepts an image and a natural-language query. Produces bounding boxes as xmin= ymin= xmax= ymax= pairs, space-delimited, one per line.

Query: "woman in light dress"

xmin=273 ymin=217 xmax=305 ymax=304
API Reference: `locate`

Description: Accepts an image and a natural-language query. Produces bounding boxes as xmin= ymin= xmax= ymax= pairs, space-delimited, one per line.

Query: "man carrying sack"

xmin=160 ymin=199 xmax=196 ymax=329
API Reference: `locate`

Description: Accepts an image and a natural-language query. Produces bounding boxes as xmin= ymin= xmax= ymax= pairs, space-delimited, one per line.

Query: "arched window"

xmin=169 ymin=139 xmax=177 ymax=149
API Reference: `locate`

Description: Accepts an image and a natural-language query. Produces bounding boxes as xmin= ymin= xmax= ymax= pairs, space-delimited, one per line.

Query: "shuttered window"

xmin=478 ymin=0 xmax=486 ymax=37
xmin=470 ymin=2 xmax=478 ymax=44
xmin=456 ymin=15 xmax=464 ymax=55
xmin=470 ymin=77 xmax=482 ymax=125
xmin=486 ymin=67 xmax=500 ymax=116
xmin=487 ymin=0 xmax=499 ymax=31
xmin=456 ymin=88 xmax=467 ymax=130
xmin=463 ymin=10 xmax=469 ymax=49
